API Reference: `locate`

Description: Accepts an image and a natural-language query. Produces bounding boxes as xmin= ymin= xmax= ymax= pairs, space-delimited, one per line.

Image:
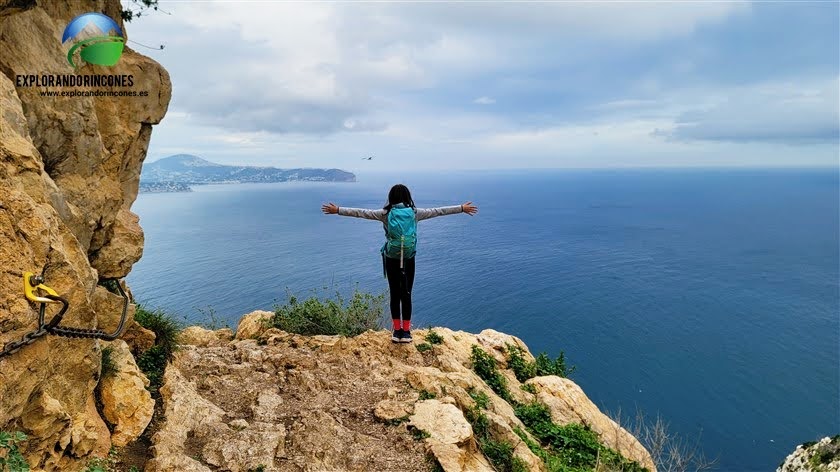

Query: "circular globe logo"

xmin=62 ymin=12 xmax=125 ymax=68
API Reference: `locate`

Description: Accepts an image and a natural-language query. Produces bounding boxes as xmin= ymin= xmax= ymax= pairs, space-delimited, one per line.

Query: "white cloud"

xmin=375 ymin=2 xmax=751 ymax=42
xmin=126 ymin=1 xmax=750 ymax=135
xmin=124 ymin=1 xmax=837 ymax=169
xmin=666 ymin=77 xmax=840 ymax=143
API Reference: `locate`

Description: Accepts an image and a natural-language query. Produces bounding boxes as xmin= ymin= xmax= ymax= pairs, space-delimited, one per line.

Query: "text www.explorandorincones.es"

xmin=39 ymin=89 xmax=150 ymax=98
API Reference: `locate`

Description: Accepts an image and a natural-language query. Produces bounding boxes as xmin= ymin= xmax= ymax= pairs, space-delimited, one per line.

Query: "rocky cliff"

xmin=777 ymin=437 xmax=840 ymax=472
xmin=150 ymin=313 xmax=656 ymax=472
xmin=0 ymin=0 xmax=170 ymax=469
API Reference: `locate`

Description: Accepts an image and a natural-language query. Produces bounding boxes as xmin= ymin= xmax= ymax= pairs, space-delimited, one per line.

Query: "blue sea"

xmin=128 ymin=168 xmax=839 ymax=472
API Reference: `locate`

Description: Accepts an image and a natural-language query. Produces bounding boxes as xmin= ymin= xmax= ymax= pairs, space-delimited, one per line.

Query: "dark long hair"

xmin=383 ymin=184 xmax=415 ymax=212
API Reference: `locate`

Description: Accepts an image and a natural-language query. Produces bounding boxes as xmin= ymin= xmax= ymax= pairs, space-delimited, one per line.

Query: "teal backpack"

xmin=381 ymin=204 xmax=417 ymax=274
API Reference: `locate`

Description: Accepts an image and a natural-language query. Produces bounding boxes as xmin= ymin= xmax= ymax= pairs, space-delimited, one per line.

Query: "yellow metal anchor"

xmin=23 ymin=272 xmax=62 ymax=304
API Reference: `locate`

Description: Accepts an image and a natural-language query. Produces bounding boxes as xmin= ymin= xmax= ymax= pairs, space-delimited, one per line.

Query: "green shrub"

xmin=535 ymin=352 xmax=576 ymax=378
xmin=470 ymin=345 xmax=513 ymax=403
xmin=507 ymin=344 xmax=576 ymax=382
xmin=271 ymin=289 xmax=385 ymax=337
xmin=416 ymin=343 xmax=433 ymax=353
xmin=464 ymin=404 xmax=490 ymax=439
xmin=521 ymin=383 xmax=536 ymax=394
xmin=411 ymin=428 xmax=431 ymax=440
xmin=418 ymin=390 xmax=437 ymax=400
xmin=468 ymin=388 xmax=490 ymax=410
xmin=134 ymin=305 xmax=182 ymax=397
xmin=506 ymin=344 xmax=537 ymax=382
xmin=82 ymin=457 xmax=109 ymax=472
xmin=425 ymin=330 xmax=444 ymax=345
xmin=462 ymin=399 xmax=526 ymax=472
xmin=480 ymin=439 xmax=528 ymax=472
xmin=384 ymin=415 xmax=409 ymax=427
xmin=100 ymin=346 xmax=117 ymax=380
xmin=514 ymin=402 xmax=646 ymax=472
xmin=98 ymin=279 xmax=121 ymax=295
xmin=809 ymin=440 xmax=840 ymax=469
xmin=0 ymin=431 xmax=29 ymax=472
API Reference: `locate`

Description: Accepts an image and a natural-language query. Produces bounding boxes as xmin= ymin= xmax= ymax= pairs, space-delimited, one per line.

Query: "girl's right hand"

xmin=461 ymin=201 xmax=478 ymax=216
xmin=321 ymin=202 xmax=339 ymax=214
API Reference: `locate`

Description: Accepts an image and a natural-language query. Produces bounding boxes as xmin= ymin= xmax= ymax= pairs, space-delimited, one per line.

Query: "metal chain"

xmin=0 ymin=278 xmax=129 ymax=360
xmin=48 ymin=280 xmax=129 ymax=341
xmin=0 ymin=326 xmax=49 ymax=359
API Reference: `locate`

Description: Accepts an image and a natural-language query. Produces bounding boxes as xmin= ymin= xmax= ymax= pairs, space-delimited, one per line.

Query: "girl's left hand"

xmin=322 ymin=202 xmax=339 ymax=214
xmin=461 ymin=201 xmax=478 ymax=216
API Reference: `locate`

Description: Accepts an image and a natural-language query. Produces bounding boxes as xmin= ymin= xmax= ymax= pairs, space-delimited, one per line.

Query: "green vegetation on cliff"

xmin=470 ymin=344 xmax=648 ymax=472
xmin=270 ymin=289 xmax=385 ymax=336
xmin=0 ymin=431 xmax=29 ymax=472
xmin=134 ymin=306 xmax=182 ymax=395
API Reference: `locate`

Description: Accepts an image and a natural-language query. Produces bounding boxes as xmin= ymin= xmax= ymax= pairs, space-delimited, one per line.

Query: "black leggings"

xmin=385 ymin=256 xmax=415 ymax=320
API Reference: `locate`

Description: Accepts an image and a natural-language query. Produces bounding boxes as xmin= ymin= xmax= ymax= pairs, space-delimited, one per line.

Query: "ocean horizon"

xmin=128 ymin=167 xmax=840 ymax=472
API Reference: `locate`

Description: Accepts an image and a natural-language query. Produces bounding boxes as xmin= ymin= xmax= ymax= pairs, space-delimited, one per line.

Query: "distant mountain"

xmin=140 ymin=154 xmax=356 ymax=185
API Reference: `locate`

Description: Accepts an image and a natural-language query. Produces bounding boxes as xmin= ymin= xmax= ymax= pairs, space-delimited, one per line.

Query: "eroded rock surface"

xmin=97 ymin=340 xmax=154 ymax=447
xmin=0 ymin=0 xmax=170 ymax=468
xmin=149 ymin=326 xmax=655 ymax=472
xmin=528 ymin=376 xmax=655 ymax=470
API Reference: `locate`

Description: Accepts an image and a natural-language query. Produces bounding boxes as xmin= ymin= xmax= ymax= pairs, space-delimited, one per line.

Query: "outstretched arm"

xmin=415 ymin=201 xmax=478 ymax=221
xmin=322 ymin=202 xmax=387 ymax=222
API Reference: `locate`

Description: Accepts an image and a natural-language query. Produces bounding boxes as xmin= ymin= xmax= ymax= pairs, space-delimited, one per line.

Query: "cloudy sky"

xmin=123 ymin=1 xmax=839 ymax=171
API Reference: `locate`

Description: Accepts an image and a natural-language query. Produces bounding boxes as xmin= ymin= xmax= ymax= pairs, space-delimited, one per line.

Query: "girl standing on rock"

xmin=321 ymin=184 xmax=478 ymax=343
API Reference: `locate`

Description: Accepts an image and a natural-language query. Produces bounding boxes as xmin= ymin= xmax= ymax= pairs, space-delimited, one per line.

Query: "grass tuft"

xmin=134 ymin=305 xmax=182 ymax=396
xmin=425 ymin=329 xmax=444 ymax=345
xmin=418 ymin=390 xmax=437 ymax=401
xmin=100 ymin=346 xmax=118 ymax=380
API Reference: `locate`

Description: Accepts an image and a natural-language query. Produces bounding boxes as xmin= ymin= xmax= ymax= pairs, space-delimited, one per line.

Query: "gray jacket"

xmin=337 ymin=205 xmax=463 ymax=222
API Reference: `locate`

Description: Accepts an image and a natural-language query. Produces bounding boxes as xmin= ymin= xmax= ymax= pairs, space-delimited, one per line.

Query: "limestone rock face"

xmin=0 ymin=0 xmax=170 ymax=468
xmin=234 ymin=309 xmax=274 ymax=339
xmin=528 ymin=376 xmax=656 ymax=471
xmin=777 ymin=436 xmax=840 ymax=472
xmin=148 ymin=325 xmax=654 ymax=472
xmin=122 ymin=319 xmax=156 ymax=355
xmin=410 ymin=399 xmax=494 ymax=472
xmin=97 ymin=340 xmax=154 ymax=446
xmin=179 ymin=326 xmax=234 ymax=347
